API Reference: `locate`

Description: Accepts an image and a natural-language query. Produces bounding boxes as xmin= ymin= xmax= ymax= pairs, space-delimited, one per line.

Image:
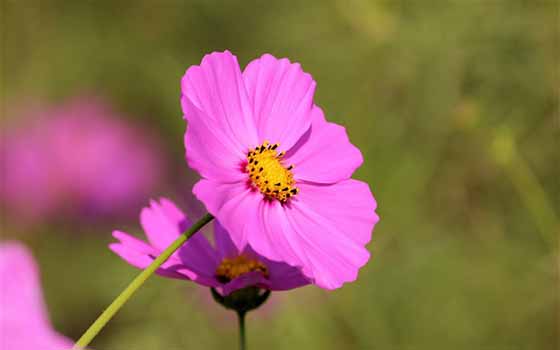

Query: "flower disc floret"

xmin=215 ymin=255 xmax=269 ymax=283
xmin=247 ymin=141 xmax=298 ymax=202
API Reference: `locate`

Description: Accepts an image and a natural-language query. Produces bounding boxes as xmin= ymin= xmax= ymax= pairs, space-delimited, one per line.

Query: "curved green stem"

xmin=73 ymin=213 xmax=214 ymax=349
xmin=237 ymin=310 xmax=247 ymax=350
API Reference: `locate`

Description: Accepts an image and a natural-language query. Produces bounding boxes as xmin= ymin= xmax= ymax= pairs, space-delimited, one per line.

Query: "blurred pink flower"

xmin=181 ymin=51 xmax=379 ymax=290
xmin=1 ymin=97 xmax=166 ymax=223
xmin=0 ymin=241 xmax=73 ymax=350
xmin=110 ymin=198 xmax=310 ymax=296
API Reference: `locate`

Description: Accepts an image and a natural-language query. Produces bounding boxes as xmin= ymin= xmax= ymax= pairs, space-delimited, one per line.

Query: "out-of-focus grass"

xmin=2 ymin=0 xmax=558 ymax=349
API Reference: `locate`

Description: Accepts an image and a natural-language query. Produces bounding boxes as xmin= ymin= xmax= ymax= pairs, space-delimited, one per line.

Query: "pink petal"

xmin=182 ymin=97 xmax=248 ymax=183
xmin=0 ymin=242 xmax=73 ymax=349
xmin=192 ymin=179 xmax=249 ymax=216
xmin=110 ymin=231 xmax=193 ymax=280
xmin=213 ymin=220 xmax=240 ymax=258
xmin=0 ymin=243 xmax=48 ymax=329
xmin=286 ymin=179 xmax=378 ymax=289
xmin=112 ymin=230 xmax=158 ymax=255
xmin=243 ymin=54 xmax=316 ymax=151
xmin=216 ymin=188 xmax=263 ymax=252
xmin=140 ymin=197 xmax=191 ymax=252
xmin=221 ymin=271 xmax=270 ymax=296
xmin=247 ymin=180 xmax=378 ymax=289
xmin=3 ymin=333 xmax=73 ymax=350
xmin=176 ymin=232 xmax=220 ymax=281
xmin=241 ymin=244 xmax=310 ymax=290
xmin=297 ymin=180 xmax=379 ymax=246
xmin=265 ymin=259 xmax=310 ymax=291
xmin=246 ymin=200 xmax=309 ymax=273
xmin=285 ymin=106 xmax=364 ymax=183
xmin=286 ymin=201 xmax=371 ymax=290
xmin=181 ymin=51 xmax=258 ymax=151
xmin=192 ymin=180 xmax=260 ymax=251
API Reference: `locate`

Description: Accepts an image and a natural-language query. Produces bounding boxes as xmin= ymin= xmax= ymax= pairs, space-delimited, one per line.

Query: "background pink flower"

xmin=0 ymin=241 xmax=73 ymax=350
xmin=0 ymin=97 xmax=166 ymax=224
xmin=181 ymin=51 xmax=379 ymax=290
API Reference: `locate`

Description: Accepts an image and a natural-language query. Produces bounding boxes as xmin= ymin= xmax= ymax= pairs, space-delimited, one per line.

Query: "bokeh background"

xmin=1 ymin=1 xmax=558 ymax=349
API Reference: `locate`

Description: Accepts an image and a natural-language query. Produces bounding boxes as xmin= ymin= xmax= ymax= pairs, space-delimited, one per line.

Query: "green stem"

xmin=73 ymin=213 xmax=214 ymax=349
xmin=237 ymin=310 xmax=247 ymax=350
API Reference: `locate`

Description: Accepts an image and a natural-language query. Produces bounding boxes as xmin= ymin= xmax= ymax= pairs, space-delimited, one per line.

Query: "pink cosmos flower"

xmin=0 ymin=97 xmax=165 ymax=223
xmin=109 ymin=198 xmax=310 ymax=295
xmin=0 ymin=242 xmax=73 ymax=350
xmin=180 ymin=51 xmax=379 ymax=289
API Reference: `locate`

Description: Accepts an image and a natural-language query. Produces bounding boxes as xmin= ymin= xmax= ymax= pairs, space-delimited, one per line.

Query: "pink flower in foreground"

xmin=110 ymin=198 xmax=310 ymax=295
xmin=0 ymin=242 xmax=73 ymax=350
xmin=181 ymin=51 xmax=379 ymax=289
xmin=0 ymin=97 xmax=165 ymax=223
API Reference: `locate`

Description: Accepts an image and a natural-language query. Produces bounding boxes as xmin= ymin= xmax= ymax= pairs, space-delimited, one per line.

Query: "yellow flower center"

xmin=215 ymin=255 xmax=269 ymax=283
xmin=246 ymin=141 xmax=298 ymax=202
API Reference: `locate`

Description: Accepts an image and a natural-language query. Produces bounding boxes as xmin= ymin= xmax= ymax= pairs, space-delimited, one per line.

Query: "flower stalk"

xmin=238 ymin=310 xmax=246 ymax=350
xmin=210 ymin=286 xmax=270 ymax=350
xmin=73 ymin=213 xmax=214 ymax=349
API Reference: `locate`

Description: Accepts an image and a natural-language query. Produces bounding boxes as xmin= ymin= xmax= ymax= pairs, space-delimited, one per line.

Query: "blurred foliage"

xmin=2 ymin=0 xmax=558 ymax=349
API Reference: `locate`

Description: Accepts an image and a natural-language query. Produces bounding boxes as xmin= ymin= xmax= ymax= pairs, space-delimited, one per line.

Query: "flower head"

xmin=110 ymin=198 xmax=310 ymax=295
xmin=0 ymin=242 xmax=73 ymax=350
xmin=0 ymin=97 xmax=165 ymax=223
xmin=181 ymin=51 xmax=379 ymax=289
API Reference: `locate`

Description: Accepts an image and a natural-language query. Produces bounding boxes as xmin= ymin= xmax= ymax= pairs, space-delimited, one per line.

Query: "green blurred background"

xmin=2 ymin=0 xmax=558 ymax=349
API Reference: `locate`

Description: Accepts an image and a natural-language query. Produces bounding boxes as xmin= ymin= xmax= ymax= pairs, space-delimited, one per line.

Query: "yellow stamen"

xmin=246 ymin=141 xmax=298 ymax=202
xmin=215 ymin=255 xmax=269 ymax=283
